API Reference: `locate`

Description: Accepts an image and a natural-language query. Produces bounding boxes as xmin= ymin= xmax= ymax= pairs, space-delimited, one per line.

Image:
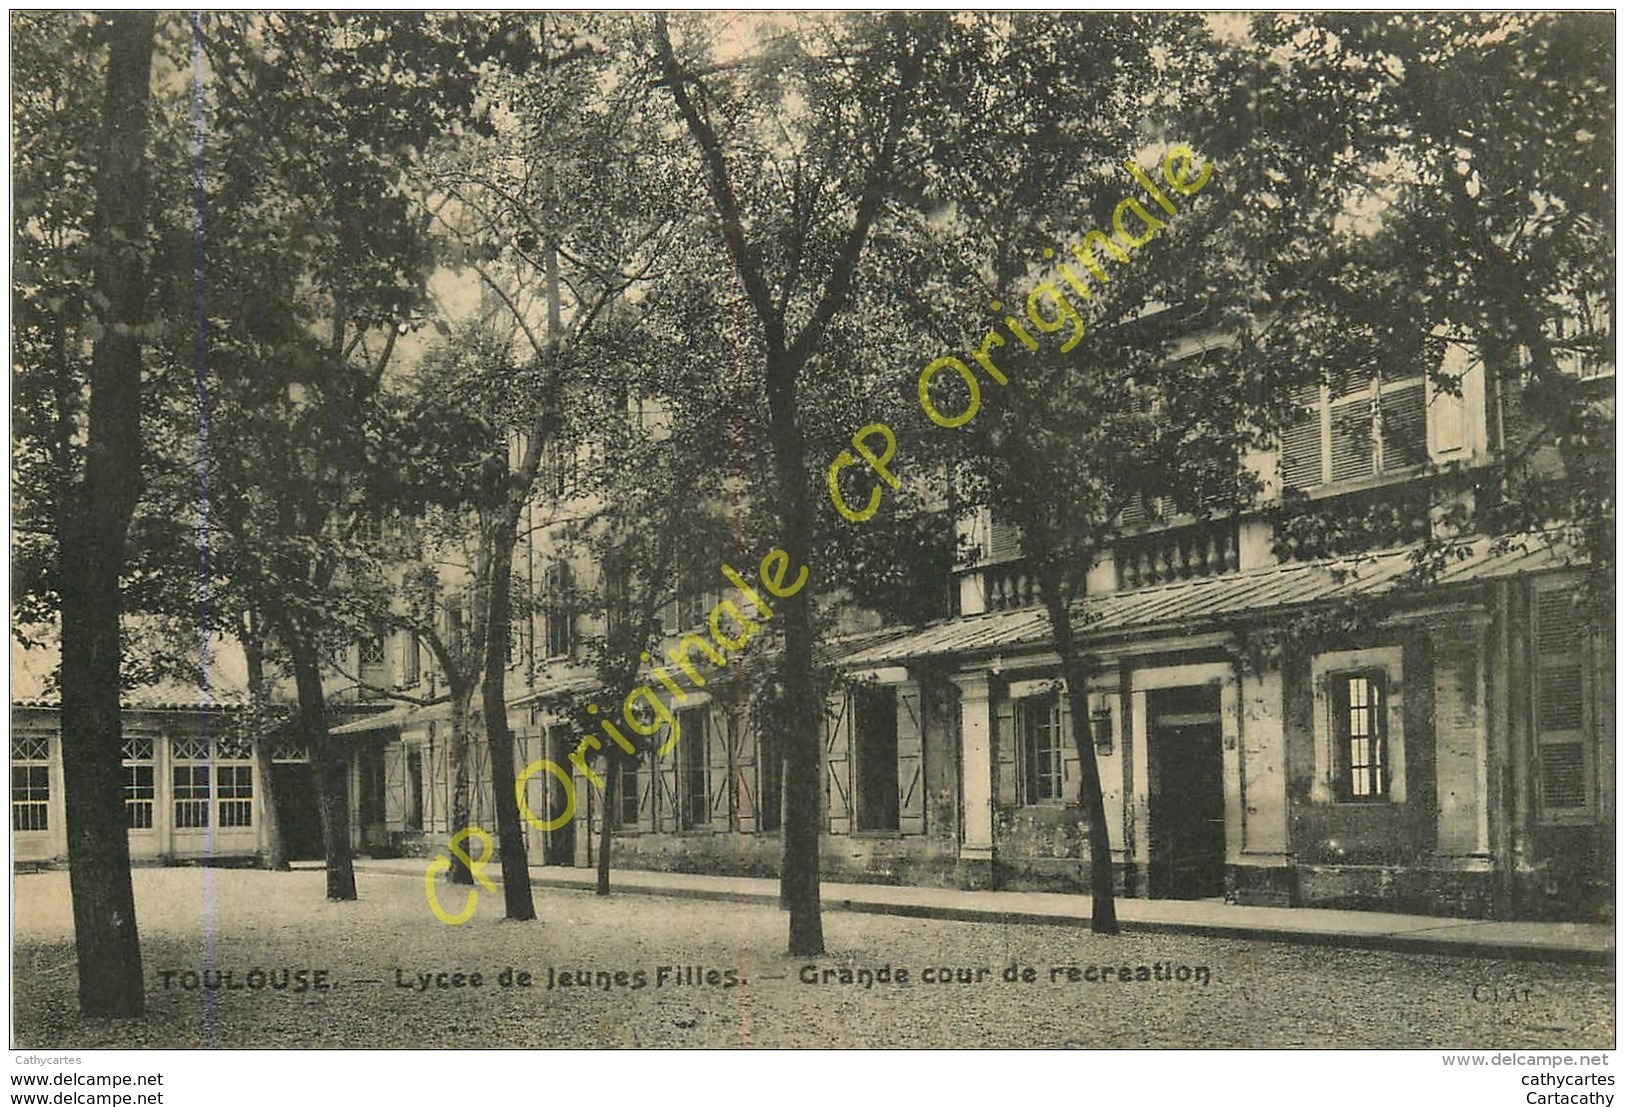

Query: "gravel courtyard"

xmin=12 ymin=868 xmax=1613 ymax=1049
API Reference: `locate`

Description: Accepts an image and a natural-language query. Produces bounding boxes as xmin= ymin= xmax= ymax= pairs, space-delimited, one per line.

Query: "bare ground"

xmin=11 ymin=868 xmax=1613 ymax=1049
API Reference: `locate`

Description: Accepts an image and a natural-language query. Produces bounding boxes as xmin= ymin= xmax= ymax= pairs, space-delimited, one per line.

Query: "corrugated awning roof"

xmin=841 ymin=534 xmax=1576 ymax=668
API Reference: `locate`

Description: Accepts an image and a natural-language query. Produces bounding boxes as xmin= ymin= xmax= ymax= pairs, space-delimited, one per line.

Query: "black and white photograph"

xmin=7 ymin=7 xmax=1615 ymax=1088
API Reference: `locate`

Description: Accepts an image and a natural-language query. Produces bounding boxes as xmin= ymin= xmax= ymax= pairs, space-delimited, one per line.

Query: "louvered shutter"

xmin=1534 ymin=587 xmax=1593 ymax=823
xmin=383 ymin=743 xmax=407 ymax=831
xmin=994 ymin=695 xmax=1018 ymax=807
xmin=824 ymin=694 xmax=851 ymax=834
xmin=1280 ymin=387 xmax=1324 ymax=490
xmin=1329 ymin=395 xmax=1376 ymax=482
xmin=1379 ymin=380 xmax=1427 ymax=470
xmin=1119 ymin=492 xmax=1147 ymax=525
xmin=708 ymin=700 xmax=732 ymax=827
xmin=988 ymin=514 xmax=1023 ymax=562
xmin=732 ymin=699 xmax=758 ymax=833
xmin=896 ymin=684 xmax=925 ymax=835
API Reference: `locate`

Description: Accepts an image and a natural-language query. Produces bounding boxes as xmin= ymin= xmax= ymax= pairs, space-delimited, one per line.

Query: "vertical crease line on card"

xmin=189 ymin=9 xmax=218 ymax=1049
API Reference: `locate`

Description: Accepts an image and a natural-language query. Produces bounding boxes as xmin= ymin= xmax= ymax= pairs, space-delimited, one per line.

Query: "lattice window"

xmin=217 ymin=765 xmax=254 ymax=828
xmin=11 ymin=735 xmax=49 ymax=762
xmin=122 ymin=736 xmax=155 ymax=762
xmin=174 ymin=766 xmax=211 ymax=829
xmin=215 ymin=735 xmax=252 ymax=762
xmin=171 ymin=736 xmax=209 ymax=762
xmin=360 ymin=635 xmax=386 ymax=666
xmin=270 ymin=739 xmax=308 ymax=763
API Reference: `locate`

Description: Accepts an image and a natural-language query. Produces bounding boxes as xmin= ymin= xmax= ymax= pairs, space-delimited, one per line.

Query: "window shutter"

xmin=1119 ymin=492 xmax=1147 ymax=526
xmin=1534 ymin=587 xmax=1593 ymax=822
xmin=994 ymin=695 xmax=1017 ymax=808
xmin=1379 ymin=381 xmax=1427 ymax=470
xmin=824 ymin=694 xmax=851 ymax=834
xmin=656 ymin=719 xmax=681 ymax=831
xmin=731 ymin=699 xmax=758 ymax=834
xmin=1329 ymin=398 xmax=1376 ymax=482
xmin=1280 ymin=402 xmax=1324 ymax=490
xmin=383 ymin=743 xmax=406 ymax=832
xmin=707 ymin=700 xmax=732 ymax=827
xmin=1060 ymin=695 xmax=1083 ymax=805
xmin=896 ymin=684 xmax=925 ymax=835
xmin=987 ymin=514 xmax=1023 ymax=562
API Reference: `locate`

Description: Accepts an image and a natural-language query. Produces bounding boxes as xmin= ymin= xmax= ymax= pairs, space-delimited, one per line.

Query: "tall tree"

xmin=652 ymin=10 xmax=930 ymax=956
xmin=53 ymin=10 xmax=157 ymax=1018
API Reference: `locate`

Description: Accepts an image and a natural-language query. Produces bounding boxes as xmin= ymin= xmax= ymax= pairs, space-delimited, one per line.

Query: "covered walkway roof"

xmin=841 ymin=534 xmax=1575 ymax=668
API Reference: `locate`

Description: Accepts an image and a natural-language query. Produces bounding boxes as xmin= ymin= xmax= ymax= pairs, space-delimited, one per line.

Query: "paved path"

xmin=352 ymin=858 xmax=1614 ymax=965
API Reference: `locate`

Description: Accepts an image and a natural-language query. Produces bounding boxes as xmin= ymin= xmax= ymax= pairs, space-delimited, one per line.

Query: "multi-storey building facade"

xmin=13 ymin=333 xmax=1611 ymax=922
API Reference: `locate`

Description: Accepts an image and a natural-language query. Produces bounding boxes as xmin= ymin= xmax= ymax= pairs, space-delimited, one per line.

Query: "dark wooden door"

xmin=1148 ymin=719 xmax=1225 ymax=899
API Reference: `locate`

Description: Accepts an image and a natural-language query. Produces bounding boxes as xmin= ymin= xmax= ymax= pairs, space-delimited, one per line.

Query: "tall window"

xmin=11 ymin=734 xmax=50 ymax=832
xmin=403 ymin=633 xmax=421 ymax=687
xmin=1281 ymin=366 xmax=1426 ymax=490
xmin=615 ymin=762 xmax=640 ymax=829
xmin=172 ymin=736 xmax=211 ymax=829
xmin=1018 ymin=695 xmax=1065 ymax=805
xmin=1332 ymin=671 xmax=1388 ymax=801
xmin=544 ymin=561 xmax=575 ymax=659
xmin=123 ymin=737 xmax=155 ymax=830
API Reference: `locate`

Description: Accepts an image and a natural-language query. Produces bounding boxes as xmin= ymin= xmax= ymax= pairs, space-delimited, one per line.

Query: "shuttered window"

xmin=1534 ymin=587 xmax=1594 ymax=823
xmin=1281 ymin=370 xmax=1428 ymax=489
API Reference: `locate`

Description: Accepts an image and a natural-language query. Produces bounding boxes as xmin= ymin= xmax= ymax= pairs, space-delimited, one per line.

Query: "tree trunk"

xmin=288 ymin=636 xmax=356 ymax=900
xmin=480 ymin=524 xmax=536 ymax=920
xmin=596 ymin=755 xmax=617 ymax=895
xmin=445 ymin=681 xmax=475 ymax=884
xmin=1037 ymin=572 xmax=1119 ymax=935
xmin=242 ymin=623 xmax=288 ymax=871
xmin=765 ymin=351 xmax=824 ymax=955
xmin=55 ymin=10 xmax=157 ymax=1020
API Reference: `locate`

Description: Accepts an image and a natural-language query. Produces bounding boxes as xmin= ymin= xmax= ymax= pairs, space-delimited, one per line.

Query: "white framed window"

xmin=11 ymin=734 xmax=50 ymax=833
xmin=171 ymin=735 xmax=254 ymax=830
xmin=123 ymin=736 xmax=156 ymax=830
xmin=1311 ymin=646 xmax=1407 ymax=805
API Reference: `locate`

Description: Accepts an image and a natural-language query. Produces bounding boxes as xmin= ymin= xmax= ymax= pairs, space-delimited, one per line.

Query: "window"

xmin=1018 ymin=695 xmax=1066 ymax=805
xmin=1311 ymin=647 xmax=1406 ymax=805
xmin=172 ymin=736 xmax=254 ymax=830
xmin=405 ymin=749 xmax=424 ymax=831
xmin=1331 ymin=671 xmax=1388 ymax=801
xmin=1534 ymin=586 xmax=1596 ymax=823
xmin=360 ymin=636 xmax=386 ymax=666
xmin=218 ymin=765 xmax=254 ymax=827
xmin=544 ymin=561 xmax=576 ymax=659
xmin=123 ymin=737 xmax=155 ymax=830
xmin=11 ymin=735 xmax=49 ymax=832
xmin=615 ymin=762 xmax=640 ymax=829
xmin=677 ymin=708 xmax=709 ymax=828
xmin=1281 ymin=366 xmax=1427 ymax=490
xmin=173 ymin=766 xmax=211 ymax=829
